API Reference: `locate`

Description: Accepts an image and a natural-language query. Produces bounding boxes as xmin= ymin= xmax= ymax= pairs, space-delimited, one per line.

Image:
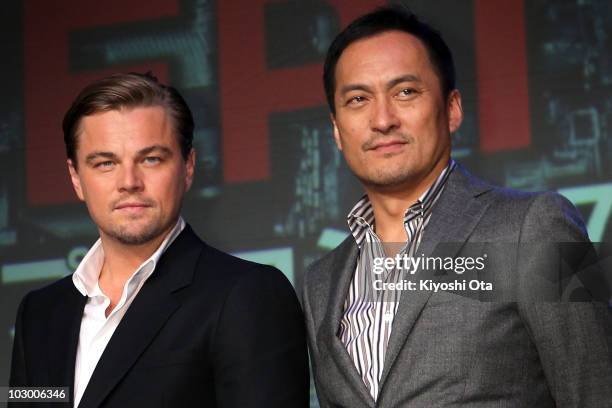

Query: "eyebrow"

xmin=84 ymin=145 xmax=173 ymax=165
xmin=136 ymin=145 xmax=173 ymax=158
xmin=85 ymin=151 xmax=118 ymax=165
xmin=338 ymin=74 xmax=423 ymax=95
xmin=387 ymin=74 xmax=422 ymax=89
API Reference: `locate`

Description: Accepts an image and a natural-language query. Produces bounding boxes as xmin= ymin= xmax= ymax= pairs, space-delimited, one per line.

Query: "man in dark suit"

xmin=9 ymin=73 xmax=309 ymax=407
xmin=302 ymin=7 xmax=612 ymax=407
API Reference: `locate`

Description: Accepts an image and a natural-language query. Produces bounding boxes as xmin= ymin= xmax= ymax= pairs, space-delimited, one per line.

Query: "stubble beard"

xmin=355 ymin=134 xmax=417 ymax=189
xmin=101 ymin=210 xmax=178 ymax=246
xmin=357 ymin=163 xmax=417 ymax=190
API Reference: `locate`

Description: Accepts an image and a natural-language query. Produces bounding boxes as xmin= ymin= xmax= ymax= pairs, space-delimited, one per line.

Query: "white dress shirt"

xmin=71 ymin=217 xmax=185 ymax=407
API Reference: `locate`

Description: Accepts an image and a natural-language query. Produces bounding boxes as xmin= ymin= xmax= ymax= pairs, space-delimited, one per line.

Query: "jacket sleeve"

xmin=7 ymin=293 xmax=32 ymax=408
xmin=9 ymin=292 xmax=30 ymax=387
xmin=301 ymin=267 xmax=331 ymax=408
xmin=212 ymin=265 xmax=310 ymax=408
xmin=516 ymin=192 xmax=612 ymax=407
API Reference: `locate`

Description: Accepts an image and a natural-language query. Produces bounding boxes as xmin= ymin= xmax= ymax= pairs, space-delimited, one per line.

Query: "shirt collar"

xmin=72 ymin=217 xmax=186 ymax=297
xmin=347 ymin=159 xmax=456 ymax=246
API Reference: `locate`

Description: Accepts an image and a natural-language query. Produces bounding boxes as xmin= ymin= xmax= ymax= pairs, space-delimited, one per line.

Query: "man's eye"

xmin=143 ymin=156 xmax=161 ymax=165
xmin=95 ymin=161 xmax=114 ymax=169
xmin=347 ymin=96 xmax=366 ymax=105
xmin=398 ymin=88 xmax=417 ymax=98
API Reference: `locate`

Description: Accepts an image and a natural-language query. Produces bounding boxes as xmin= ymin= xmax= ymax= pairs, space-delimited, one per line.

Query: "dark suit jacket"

xmin=10 ymin=225 xmax=310 ymax=408
xmin=303 ymin=164 xmax=612 ymax=407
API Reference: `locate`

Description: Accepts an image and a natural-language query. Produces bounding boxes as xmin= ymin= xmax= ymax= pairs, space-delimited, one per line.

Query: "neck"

xmin=364 ymin=158 xmax=448 ymax=243
xmin=99 ymin=223 xmax=175 ymax=284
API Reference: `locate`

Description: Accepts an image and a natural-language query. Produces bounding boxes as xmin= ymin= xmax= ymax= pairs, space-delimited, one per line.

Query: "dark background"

xmin=1 ymin=1 xmax=611 ymax=406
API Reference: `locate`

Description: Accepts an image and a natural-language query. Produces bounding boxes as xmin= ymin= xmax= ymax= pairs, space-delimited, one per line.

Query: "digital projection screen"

xmin=0 ymin=0 xmax=611 ymax=406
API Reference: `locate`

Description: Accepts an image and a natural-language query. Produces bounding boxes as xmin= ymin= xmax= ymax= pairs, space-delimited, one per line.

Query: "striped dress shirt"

xmin=338 ymin=160 xmax=456 ymax=400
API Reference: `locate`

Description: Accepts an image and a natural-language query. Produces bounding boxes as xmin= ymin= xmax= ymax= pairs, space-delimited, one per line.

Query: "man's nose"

xmin=118 ymin=164 xmax=144 ymax=193
xmin=370 ymin=98 xmax=401 ymax=134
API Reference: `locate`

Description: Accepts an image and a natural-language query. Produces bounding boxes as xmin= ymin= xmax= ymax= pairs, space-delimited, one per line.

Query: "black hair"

xmin=323 ymin=5 xmax=456 ymax=115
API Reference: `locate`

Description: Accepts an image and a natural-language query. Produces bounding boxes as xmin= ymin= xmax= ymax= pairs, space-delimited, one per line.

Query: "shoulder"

xmin=303 ymin=236 xmax=355 ymax=297
xmin=486 ymin=186 xmax=567 ymax=224
xmin=168 ymin=224 xmax=295 ymax=295
xmin=16 ymin=275 xmax=81 ymax=320
xmin=456 ymin=165 xmax=587 ymax=240
xmin=457 ymin=164 xmax=581 ymax=213
xmin=488 ymin=184 xmax=577 ymax=218
xmin=455 ymin=164 xmax=543 ymax=207
xmin=194 ymin=244 xmax=303 ymax=334
xmin=517 ymin=191 xmax=588 ymax=241
xmin=484 ymin=186 xmax=586 ymax=239
xmin=22 ymin=275 xmax=78 ymax=306
xmin=196 ymin=243 xmax=296 ymax=296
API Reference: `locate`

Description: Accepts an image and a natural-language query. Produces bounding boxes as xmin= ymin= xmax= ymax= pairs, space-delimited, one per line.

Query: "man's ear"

xmin=447 ymin=89 xmax=463 ymax=134
xmin=67 ymin=159 xmax=85 ymax=201
xmin=184 ymin=148 xmax=196 ymax=191
xmin=331 ymin=113 xmax=343 ymax=151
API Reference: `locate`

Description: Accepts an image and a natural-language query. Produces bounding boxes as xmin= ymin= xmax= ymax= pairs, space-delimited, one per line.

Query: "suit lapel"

xmin=316 ymin=237 xmax=376 ymax=407
xmin=78 ymin=225 xmax=203 ymax=408
xmin=48 ymin=283 xmax=86 ymax=400
xmin=378 ymin=166 xmax=493 ymax=391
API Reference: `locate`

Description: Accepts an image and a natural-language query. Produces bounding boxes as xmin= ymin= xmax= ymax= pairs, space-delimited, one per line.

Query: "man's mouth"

xmin=114 ymin=202 xmax=152 ymax=212
xmin=367 ymin=139 xmax=408 ymax=153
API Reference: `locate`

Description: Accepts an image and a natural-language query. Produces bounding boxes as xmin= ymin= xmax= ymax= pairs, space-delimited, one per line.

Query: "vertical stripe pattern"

xmin=339 ymin=160 xmax=456 ymax=400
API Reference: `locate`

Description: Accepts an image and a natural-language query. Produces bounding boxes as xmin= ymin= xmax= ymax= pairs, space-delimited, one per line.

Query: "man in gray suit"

xmin=302 ymin=6 xmax=612 ymax=407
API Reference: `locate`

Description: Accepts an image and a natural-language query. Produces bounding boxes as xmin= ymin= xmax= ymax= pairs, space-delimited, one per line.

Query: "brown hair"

xmin=62 ymin=72 xmax=194 ymax=168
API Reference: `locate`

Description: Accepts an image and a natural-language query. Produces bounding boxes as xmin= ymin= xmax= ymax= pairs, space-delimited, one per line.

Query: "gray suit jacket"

xmin=302 ymin=164 xmax=612 ymax=407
